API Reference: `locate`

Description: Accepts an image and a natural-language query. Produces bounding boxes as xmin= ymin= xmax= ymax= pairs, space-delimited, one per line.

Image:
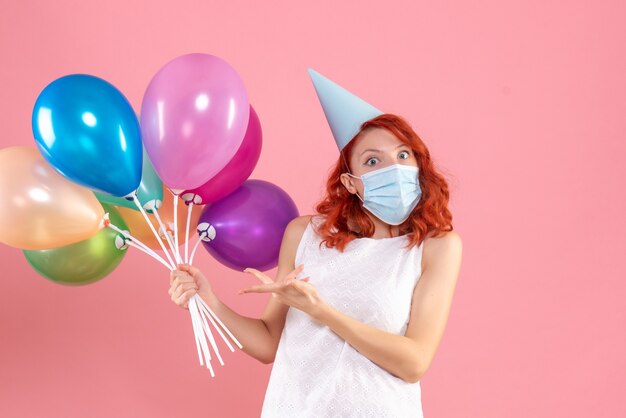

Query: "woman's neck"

xmin=349 ymin=213 xmax=401 ymax=239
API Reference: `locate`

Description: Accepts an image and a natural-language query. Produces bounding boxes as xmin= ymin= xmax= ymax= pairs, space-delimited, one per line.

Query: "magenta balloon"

xmin=140 ymin=53 xmax=250 ymax=190
xmin=182 ymin=105 xmax=262 ymax=204
xmin=198 ymin=179 xmax=299 ymax=271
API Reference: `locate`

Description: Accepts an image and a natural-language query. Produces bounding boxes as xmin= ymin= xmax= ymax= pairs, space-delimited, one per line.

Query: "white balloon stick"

xmin=125 ymin=241 xmax=172 ymax=271
xmin=106 ymin=221 xmax=172 ymax=270
xmin=197 ymin=295 xmax=243 ymax=350
xmin=131 ymin=195 xmax=176 ymax=269
xmin=189 ymin=297 xmax=215 ymax=377
xmin=188 ymin=297 xmax=206 ymax=367
xmin=189 ymin=236 xmax=203 ymax=266
xmin=184 ymin=203 xmax=193 ymax=263
xmin=171 ymin=190 xmax=182 ymax=264
xmin=194 ymin=294 xmax=224 ymax=366
xmin=151 ymin=209 xmax=179 ymax=264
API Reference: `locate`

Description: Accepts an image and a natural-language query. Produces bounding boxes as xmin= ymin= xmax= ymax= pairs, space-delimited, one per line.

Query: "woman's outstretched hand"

xmin=240 ymin=264 xmax=326 ymax=320
xmin=169 ymin=264 xmax=218 ymax=310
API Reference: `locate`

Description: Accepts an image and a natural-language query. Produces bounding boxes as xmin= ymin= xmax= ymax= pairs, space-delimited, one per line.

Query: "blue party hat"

xmin=307 ymin=68 xmax=383 ymax=151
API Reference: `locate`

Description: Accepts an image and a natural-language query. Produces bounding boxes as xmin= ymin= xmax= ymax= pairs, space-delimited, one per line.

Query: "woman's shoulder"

xmin=424 ymin=229 xmax=462 ymax=244
xmin=288 ymin=213 xmax=328 ymax=229
xmin=281 ymin=215 xmax=319 ymax=257
xmin=422 ymin=229 xmax=463 ymax=270
xmin=286 ymin=214 xmax=315 ymax=229
xmin=283 ymin=214 xmax=316 ymax=241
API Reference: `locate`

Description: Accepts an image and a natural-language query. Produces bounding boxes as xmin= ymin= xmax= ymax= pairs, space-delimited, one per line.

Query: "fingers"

xmin=172 ymin=281 xmax=198 ymax=297
xmin=239 ymin=282 xmax=283 ymax=294
xmin=283 ymin=277 xmax=317 ymax=299
xmin=239 ymin=276 xmax=310 ymax=295
xmin=267 ymin=263 xmax=306 ymax=285
xmin=174 ymin=287 xmax=197 ymax=310
xmin=177 ymin=263 xmax=203 ymax=278
xmin=168 ymin=270 xmax=198 ymax=307
xmin=286 ymin=278 xmax=307 ymax=294
xmin=170 ymin=269 xmax=194 ymax=286
xmin=286 ymin=264 xmax=305 ymax=280
xmin=170 ymin=270 xmax=182 ymax=285
xmin=243 ymin=267 xmax=274 ymax=284
xmin=171 ymin=282 xmax=199 ymax=308
xmin=170 ymin=270 xmax=194 ymax=288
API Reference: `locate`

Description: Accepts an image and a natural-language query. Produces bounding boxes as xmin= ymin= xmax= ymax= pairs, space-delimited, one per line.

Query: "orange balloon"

xmin=115 ymin=185 xmax=202 ymax=250
xmin=0 ymin=146 xmax=104 ymax=250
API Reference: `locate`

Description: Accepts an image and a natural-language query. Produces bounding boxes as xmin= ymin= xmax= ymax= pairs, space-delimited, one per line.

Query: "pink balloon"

xmin=181 ymin=105 xmax=262 ymax=205
xmin=140 ymin=53 xmax=250 ymax=190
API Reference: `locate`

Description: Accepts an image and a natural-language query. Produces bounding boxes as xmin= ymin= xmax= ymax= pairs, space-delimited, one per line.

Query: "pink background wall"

xmin=1 ymin=1 xmax=625 ymax=417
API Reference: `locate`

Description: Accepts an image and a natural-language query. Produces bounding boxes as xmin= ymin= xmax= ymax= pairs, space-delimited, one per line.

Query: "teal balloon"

xmin=95 ymin=147 xmax=163 ymax=212
xmin=32 ymin=74 xmax=142 ymax=197
xmin=23 ymin=204 xmax=128 ymax=286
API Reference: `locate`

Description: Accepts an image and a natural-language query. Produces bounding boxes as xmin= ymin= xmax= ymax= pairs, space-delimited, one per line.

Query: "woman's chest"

xmin=297 ymin=241 xmax=423 ymax=333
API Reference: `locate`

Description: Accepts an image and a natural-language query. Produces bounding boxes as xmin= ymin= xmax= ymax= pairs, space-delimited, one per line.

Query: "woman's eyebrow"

xmin=360 ymin=148 xmax=380 ymax=156
xmin=360 ymin=144 xmax=408 ymax=156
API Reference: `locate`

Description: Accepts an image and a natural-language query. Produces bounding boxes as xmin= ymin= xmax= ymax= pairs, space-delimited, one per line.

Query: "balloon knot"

xmin=102 ymin=212 xmax=111 ymax=228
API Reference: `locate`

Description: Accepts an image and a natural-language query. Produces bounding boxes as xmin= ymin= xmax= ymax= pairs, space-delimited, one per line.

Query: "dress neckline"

xmin=353 ymin=233 xmax=410 ymax=242
xmin=310 ymin=215 xmax=412 ymax=243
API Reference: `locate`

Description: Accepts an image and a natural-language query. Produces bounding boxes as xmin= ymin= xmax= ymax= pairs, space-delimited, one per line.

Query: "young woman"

xmin=168 ymin=113 xmax=462 ymax=417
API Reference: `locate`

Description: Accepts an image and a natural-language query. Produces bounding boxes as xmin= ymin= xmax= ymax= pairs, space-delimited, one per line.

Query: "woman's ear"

xmin=340 ymin=173 xmax=357 ymax=194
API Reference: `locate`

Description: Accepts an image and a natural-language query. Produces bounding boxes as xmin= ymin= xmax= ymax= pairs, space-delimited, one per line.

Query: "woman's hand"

xmin=169 ymin=264 xmax=218 ymax=310
xmin=239 ymin=264 xmax=326 ymax=320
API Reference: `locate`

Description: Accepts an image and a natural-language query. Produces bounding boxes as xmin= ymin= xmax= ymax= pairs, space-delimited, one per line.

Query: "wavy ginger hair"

xmin=313 ymin=113 xmax=454 ymax=252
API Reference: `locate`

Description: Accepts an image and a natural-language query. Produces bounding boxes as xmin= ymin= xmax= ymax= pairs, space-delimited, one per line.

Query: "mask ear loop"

xmin=341 ymin=151 xmax=364 ymax=203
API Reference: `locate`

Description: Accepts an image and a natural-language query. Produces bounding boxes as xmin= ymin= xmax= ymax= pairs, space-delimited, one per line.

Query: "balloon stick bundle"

xmin=102 ymin=189 xmax=243 ymax=377
xmin=0 ymin=53 xmax=298 ymax=377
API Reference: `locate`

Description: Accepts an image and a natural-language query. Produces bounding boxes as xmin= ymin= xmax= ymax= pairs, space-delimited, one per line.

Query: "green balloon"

xmin=95 ymin=147 xmax=163 ymax=212
xmin=24 ymin=203 xmax=129 ymax=286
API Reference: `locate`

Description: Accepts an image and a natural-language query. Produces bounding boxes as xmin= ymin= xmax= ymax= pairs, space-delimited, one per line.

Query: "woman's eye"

xmin=365 ymin=157 xmax=378 ymax=166
xmin=399 ymin=151 xmax=410 ymax=159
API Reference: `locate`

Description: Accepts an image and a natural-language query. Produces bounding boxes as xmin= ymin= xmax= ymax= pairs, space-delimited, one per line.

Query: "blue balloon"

xmin=32 ymin=74 xmax=142 ymax=197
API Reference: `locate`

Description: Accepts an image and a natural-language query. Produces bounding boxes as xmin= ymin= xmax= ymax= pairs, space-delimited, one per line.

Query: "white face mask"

xmin=346 ymin=164 xmax=422 ymax=225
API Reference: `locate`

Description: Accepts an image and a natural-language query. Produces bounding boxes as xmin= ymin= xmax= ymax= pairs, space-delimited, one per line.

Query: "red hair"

xmin=313 ymin=113 xmax=454 ymax=252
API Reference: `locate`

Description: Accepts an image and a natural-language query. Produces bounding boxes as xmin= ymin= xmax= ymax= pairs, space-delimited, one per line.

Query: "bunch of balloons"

xmin=0 ymin=53 xmax=299 ymax=376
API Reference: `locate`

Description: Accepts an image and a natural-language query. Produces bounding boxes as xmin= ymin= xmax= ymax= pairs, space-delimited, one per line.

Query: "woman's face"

xmin=340 ymin=127 xmax=417 ymax=198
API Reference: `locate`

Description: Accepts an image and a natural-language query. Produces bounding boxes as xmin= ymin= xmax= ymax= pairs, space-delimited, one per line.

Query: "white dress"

xmin=260 ymin=215 xmax=425 ymax=418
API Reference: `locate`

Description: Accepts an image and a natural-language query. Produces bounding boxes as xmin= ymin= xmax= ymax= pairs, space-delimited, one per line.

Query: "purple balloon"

xmin=198 ymin=180 xmax=299 ymax=271
xmin=140 ymin=53 xmax=250 ymax=190
xmin=182 ymin=105 xmax=262 ymax=205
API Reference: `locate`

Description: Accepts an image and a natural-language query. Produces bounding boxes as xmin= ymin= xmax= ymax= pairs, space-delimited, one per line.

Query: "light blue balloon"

xmin=32 ymin=74 xmax=142 ymax=197
xmin=94 ymin=147 xmax=163 ymax=212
